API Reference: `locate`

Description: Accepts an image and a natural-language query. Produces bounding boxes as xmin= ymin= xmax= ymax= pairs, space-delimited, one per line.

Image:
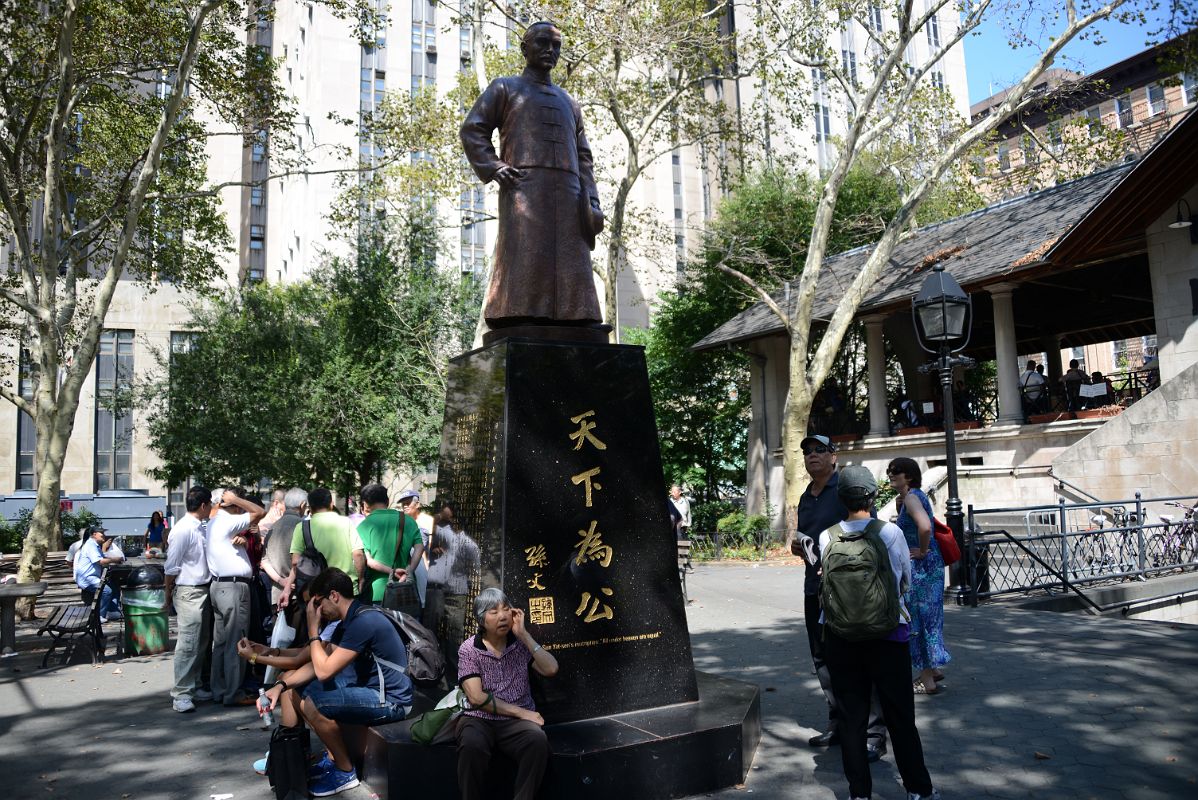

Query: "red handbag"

xmin=932 ymin=517 xmax=962 ymax=565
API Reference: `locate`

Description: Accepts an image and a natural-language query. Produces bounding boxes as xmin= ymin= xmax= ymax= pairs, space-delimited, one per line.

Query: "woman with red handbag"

xmin=887 ymin=458 xmax=952 ymax=696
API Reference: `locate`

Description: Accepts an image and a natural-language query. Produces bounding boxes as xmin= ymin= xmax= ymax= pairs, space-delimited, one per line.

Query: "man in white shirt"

xmin=669 ymin=485 xmax=692 ymax=537
xmin=1021 ymin=360 xmax=1048 ymax=416
xmin=207 ymin=486 xmax=266 ymax=706
xmin=164 ymin=486 xmax=214 ymax=713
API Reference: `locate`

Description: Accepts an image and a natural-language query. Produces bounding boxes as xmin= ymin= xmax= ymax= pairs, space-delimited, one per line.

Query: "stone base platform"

xmin=356 ymin=671 xmax=760 ymax=800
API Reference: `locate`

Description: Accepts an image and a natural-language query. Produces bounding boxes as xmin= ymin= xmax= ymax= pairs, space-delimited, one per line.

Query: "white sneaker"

xmin=173 ymin=696 xmax=196 ymax=713
xmin=908 ymin=790 xmax=942 ymax=800
xmin=193 ymin=688 xmax=214 ymax=701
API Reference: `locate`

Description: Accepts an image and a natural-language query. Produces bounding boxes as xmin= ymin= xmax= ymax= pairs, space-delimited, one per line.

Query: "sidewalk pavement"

xmin=2 ymin=563 xmax=1195 ymax=799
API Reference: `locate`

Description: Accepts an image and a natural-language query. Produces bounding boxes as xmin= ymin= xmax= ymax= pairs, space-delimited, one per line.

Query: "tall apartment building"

xmin=0 ymin=1 xmax=971 ymax=510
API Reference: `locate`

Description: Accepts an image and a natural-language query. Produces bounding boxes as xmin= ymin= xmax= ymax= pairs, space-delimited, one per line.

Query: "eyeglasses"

xmin=886 ymin=469 xmax=902 ymax=477
xmin=803 ymin=445 xmax=831 ymax=455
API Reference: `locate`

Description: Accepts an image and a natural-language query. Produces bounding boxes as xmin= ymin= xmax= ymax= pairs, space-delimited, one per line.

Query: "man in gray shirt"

xmin=262 ymin=487 xmax=307 ymax=607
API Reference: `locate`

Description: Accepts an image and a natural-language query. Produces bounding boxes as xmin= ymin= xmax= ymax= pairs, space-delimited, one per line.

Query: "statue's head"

xmin=521 ymin=21 xmax=562 ymax=72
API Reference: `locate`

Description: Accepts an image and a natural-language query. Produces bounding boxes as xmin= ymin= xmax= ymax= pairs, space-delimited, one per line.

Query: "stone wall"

xmin=1051 ymin=360 xmax=1198 ymax=501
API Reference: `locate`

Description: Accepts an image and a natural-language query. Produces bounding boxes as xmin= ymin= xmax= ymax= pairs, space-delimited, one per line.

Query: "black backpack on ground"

xmin=266 ymin=724 xmax=309 ymax=800
xmin=294 ymin=520 xmax=328 ymax=596
xmin=359 ymin=606 xmax=445 ymax=685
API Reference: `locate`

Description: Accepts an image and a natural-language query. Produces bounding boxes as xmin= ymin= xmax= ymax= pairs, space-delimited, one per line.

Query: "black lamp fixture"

xmin=1169 ymin=199 xmax=1198 ymax=244
xmin=913 ymin=263 xmax=972 ymax=351
xmin=911 ymin=263 xmax=975 ymax=606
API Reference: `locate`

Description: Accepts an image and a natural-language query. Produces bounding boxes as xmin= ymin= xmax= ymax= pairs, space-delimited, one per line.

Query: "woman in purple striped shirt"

xmin=455 ymin=588 xmax=559 ymax=800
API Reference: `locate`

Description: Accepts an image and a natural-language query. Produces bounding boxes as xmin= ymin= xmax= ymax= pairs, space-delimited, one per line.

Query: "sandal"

xmin=913 ymin=681 xmax=940 ymax=695
xmin=933 ymin=672 xmax=946 ymax=683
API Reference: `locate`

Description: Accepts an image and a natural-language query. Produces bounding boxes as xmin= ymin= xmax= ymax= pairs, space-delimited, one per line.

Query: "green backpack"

xmin=819 ymin=519 xmax=908 ymax=641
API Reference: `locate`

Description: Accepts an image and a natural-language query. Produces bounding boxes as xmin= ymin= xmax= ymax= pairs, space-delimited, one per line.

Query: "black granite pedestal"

xmin=397 ymin=338 xmax=760 ymax=799
xmin=357 ymin=671 xmax=761 ymax=800
xmin=436 ymin=338 xmax=697 ymax=722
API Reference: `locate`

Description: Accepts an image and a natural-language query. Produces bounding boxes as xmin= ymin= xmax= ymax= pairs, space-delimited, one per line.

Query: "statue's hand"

xmin=493 ymin=164 xmax=524 ymax=189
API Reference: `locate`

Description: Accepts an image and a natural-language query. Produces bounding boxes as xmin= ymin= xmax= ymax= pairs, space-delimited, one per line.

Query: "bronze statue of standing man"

xmin=460 ymin=22 xmax=606 ymax=334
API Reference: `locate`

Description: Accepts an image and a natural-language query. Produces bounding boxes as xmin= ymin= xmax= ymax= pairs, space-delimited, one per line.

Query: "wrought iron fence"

xmin=965 ymin=493 xmax=1198 ymax=603
xmin=688 ymin=528 xmax=790 ymax=561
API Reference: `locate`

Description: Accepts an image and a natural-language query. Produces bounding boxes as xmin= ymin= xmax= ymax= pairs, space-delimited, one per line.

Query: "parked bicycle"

xmin=1151 ymin=500 xmax=1197 ymax=570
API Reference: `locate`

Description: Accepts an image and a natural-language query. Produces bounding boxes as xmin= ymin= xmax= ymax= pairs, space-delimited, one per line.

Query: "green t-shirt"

xmin=356 ymin=509 xmax=422 ymax=602
xmin=289 ymin=511 xmax=365 ymax=594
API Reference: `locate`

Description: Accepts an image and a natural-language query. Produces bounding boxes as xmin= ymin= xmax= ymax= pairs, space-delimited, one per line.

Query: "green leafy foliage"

xmin=144 ymin=218 xmax=480 ymax=496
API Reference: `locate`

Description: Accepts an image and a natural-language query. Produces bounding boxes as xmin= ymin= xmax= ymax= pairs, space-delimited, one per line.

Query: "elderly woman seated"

xmin=455 ymin=587 xmax=559 ymax=800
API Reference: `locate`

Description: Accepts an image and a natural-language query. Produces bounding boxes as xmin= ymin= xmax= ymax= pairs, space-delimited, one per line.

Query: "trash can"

xmin=123 ymin=565 xmax=167 ymax=655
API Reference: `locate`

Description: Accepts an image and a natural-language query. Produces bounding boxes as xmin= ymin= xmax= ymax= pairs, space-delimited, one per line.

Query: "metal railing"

xmin=965 ymin=493 xmax=1198 ymax=605
xmin=687 ymin=528 xmax=789 ymax=562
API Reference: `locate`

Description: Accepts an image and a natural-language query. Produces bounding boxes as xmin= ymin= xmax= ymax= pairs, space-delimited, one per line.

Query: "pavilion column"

xmin=863 ymin=315 xmax=890 ymax=437
xmin=988 ymin=283 xmax=1024 ymax=425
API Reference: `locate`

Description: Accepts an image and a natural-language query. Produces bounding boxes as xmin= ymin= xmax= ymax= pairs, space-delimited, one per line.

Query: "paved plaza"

xmin=1 ymin=563 xmax=1195 ymax=800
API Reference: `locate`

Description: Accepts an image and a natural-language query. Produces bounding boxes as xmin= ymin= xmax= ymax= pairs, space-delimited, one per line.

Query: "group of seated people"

xmin=1025 ymin=358 xmax=1118 ymax=416
xmin=246 ymin=568 xmax=558 ymax=799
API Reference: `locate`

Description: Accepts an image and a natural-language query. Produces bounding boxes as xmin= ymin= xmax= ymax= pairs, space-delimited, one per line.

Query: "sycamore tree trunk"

xmin=781 ymin=330 xmax=816 ymax=533
xmin=603 ymin=169 xmax=635 ymax=340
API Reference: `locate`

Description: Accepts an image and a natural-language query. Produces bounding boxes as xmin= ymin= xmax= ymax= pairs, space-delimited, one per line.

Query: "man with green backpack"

xmin=818 ymin=466 xmax=940 ymax=800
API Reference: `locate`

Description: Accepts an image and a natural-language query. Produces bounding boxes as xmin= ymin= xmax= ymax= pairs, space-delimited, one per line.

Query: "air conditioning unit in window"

xmin=426 ymin=43 xmax=437 ymax=54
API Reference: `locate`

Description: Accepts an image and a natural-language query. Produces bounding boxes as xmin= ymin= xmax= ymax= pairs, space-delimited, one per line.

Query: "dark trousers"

xmin=824 ymin=631 xmax=934 ymax=799
xmin=424 ymin=587 xmax=468 ymax=686
xmin=805 ymin=594 xmax=886 ymax=742
xmin=456 ymin=716 xmax=548 ymax=800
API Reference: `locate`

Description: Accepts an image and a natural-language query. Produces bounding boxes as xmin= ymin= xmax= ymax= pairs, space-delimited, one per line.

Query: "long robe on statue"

xmin=460 ymin=68 xmax=603 ymax=325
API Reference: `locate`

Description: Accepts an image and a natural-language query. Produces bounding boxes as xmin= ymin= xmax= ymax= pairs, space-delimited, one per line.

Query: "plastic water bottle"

xmin=258 ymin=688 xmax=274 ymax=729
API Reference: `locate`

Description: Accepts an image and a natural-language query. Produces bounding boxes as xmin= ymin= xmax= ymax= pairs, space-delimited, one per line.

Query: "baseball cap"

xmin=396 ymin=489 xmax=420 ymax=504
xmin=800 ymin=434 xmax=836 ymax=453
xmin=837 ymin=466 xmax=878 ymax=499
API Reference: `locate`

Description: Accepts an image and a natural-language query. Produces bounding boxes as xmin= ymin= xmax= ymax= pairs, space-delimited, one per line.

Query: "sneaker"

xmin=172 ymin=696 xmax=196 ymax=713
xmin=310 ymin=766 xmax=359 ymax=797
xmin=308 ymin=751 xmax=334 ymax=778
xmin=253 ymin=753 xmax=269 ymax=776
xmin=908 ymin=790 xmax=942 ymax=800
xmin=194 ymin=688 xmax=214 ymax=702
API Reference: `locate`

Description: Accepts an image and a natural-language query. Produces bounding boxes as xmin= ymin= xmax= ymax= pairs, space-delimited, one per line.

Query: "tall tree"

xmin=639 ymin=163 xmax=978 ymax=503
xmin=0 ymin=0 xmax=379 ymax=603
xmin=716 ymin=0 xmax=1160 ymax=520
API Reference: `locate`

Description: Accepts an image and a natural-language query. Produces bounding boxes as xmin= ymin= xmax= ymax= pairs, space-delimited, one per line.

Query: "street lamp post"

xmin=912 ymin=264 xmax=974 ymax=606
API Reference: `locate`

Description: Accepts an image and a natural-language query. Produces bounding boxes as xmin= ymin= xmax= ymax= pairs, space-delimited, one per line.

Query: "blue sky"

xmin=963 ymin=4 xmax=1184 ymax=104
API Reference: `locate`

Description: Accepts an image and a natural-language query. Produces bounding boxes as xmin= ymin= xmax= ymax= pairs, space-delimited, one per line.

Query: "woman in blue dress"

xmin=887 ymin=457 xmax=950 ymax=695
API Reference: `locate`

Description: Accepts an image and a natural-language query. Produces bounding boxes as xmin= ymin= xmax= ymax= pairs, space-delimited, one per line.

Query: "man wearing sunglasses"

xmin=792 ymin=434 xmax=888 ymax=762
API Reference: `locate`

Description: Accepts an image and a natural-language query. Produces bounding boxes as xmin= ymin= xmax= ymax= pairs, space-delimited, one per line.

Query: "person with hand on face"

xmin=74 ymin=524 xmax=124 ymax=622
xmin=258 ymin=568 xmax=412 ymax=797
xmin=207 ymin=486 xmax=267 ymax=706
xmin=455 ymin=588 xmax=558 ymax=800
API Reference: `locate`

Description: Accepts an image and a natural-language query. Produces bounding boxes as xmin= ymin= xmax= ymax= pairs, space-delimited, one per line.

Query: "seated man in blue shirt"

xmin=74 ymin=524 xmax=124 ymax=622
xmin=260 ymin=568 xmax=412 ymax=797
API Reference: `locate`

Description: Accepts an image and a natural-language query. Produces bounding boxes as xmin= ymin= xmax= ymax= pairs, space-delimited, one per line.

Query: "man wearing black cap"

xmin=74 ymin=524 xmax=124 ymax=622
xmin=791 ymin=434 xmax=887 ymax=761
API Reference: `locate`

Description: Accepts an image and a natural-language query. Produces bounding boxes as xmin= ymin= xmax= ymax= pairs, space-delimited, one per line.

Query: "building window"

xmin=1183 ymin=72 xmax=1197 ymax=105
xmin=926 ymin=13 xmax=940 ymax=49
xmin=16 ymin=348 xmax=36 ymax=490
xmin=251 ymin=186 xmax=264 ymax=206
xmin=1020 ymin=134 xmax=1037 ymax=167
xmin=252 ymin=132 xmax=266 ymax=162
xmin=1047 ymin=120 xmax=1063 ymax=149
xmin=95 ymin=330 xmax=134 ymax=492
xmin=1145 ymin=83 xmax=1165 ymax=116
xmin=411 ymin=0 xmax=437 ymax=94
xmin=842 ymin=49 xmax=857 ymax=84
xmin=931 ymin=70 xmax=945 ymax=92
xmin=997 ymin=141 xmax=1010 ymax=171
xmin=814 ymin=103 xmax=832 ymax=170
xmin=868 ymin=4 xmax=884 ymax=33
xmin=1115 ymin=93 xmax=1134 ymax=128
xmin=1084 ymin=105 xmax=1102 ymax=137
